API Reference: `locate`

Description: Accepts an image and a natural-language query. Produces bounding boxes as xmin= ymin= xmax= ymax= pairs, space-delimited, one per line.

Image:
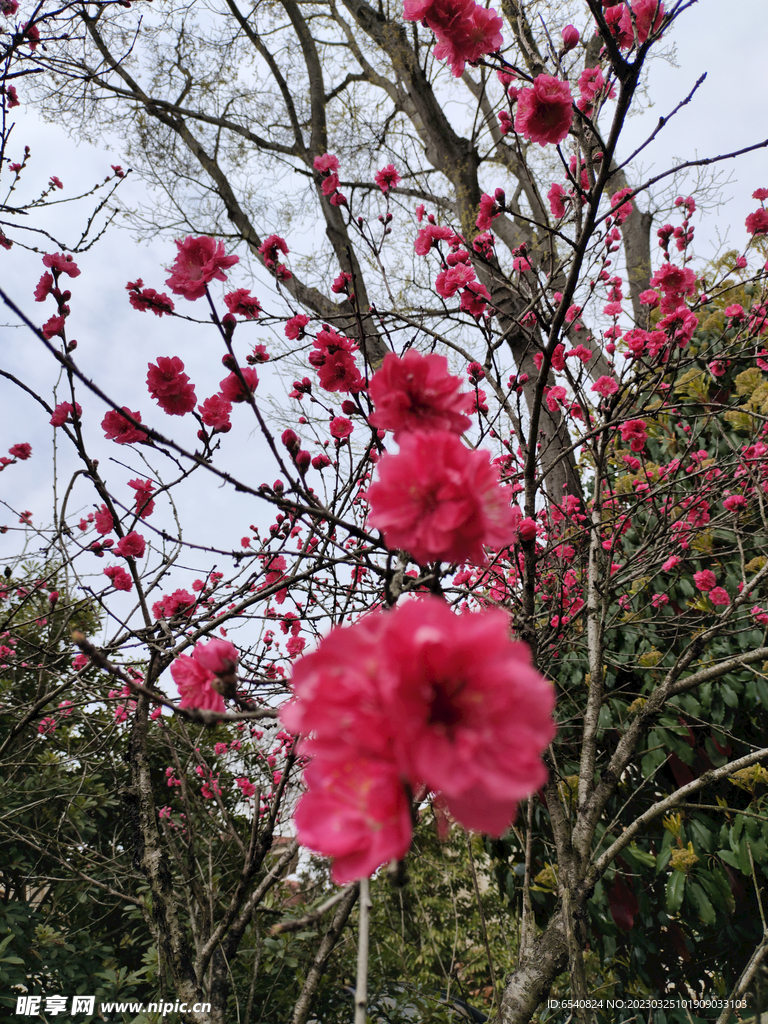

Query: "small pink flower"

xmin=115 ymin=531 xmax=146 ymax=559
xmin=723 ymin=495 xmax=747 ymax=512
xmin=219 ymin=367 xmax=259 ymax=403
xmin=375 ymin=164 xmax=401 ymax=192
xmin=170 ymin=650 xmax=226 ymax=713
xmin=662 ymin=555 xmax=681 ymax=572
xmin=285 ymin=314 xmax=310 ymax=340
xmin=224 ymin=289 xmax=262 ymax=320
xmin=367 ymin=430 xmax=517 ymax=565
xmin=591 ymin=376 xmax=619 ymax=398
xmin=330 ymin=416 xmax=353 ymax=441
xmin=8 ymin=443 xmax=31 ymax=460
xmin=103 ymin=565 xmax=133 ymax=591
xmin=195 ymin=637 xmax=238 ymax=676
xmin=295 ymin=754 xmax=413 ymax=883
xmin=165 ymin=236 xmax=239 ymax=300
xmin=102 ymin=408 xmax=146 ymax=445
xmin=561 ymin=24 xmax=579 ymax=50
xmin=693 ymin=569 xmax=716 ymax=592
xmin=369 ymin=350 xmax=473 ymax=439
xmin=709 ymin=586 xmax=730 ymax=607
xmin=198 ymin=394 xmax=232 ymax=432
xmin=514 ymin=74 xmax=573 ymax=147
xmin=619 ymin=418 xmax=648 ymax=452
xmin=147 ymin=356 xmax=197 ymax=416
xmin=746 ymin=208 xmax=768 ymax=236
xmin=547 ymin=183 xmax=567 ymax=218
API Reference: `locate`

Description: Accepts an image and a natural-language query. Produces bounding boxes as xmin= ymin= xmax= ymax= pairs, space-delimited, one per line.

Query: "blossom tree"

xmin=3 ymin=1 xmax=768 ymax=1023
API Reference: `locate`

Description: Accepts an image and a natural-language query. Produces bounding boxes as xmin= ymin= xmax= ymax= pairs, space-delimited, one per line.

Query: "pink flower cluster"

xmin=514 ymin=74 xmax=573 ymax=147
xmin=170 ymin=638 xmax=238 ymax=713
xmin=402 ymin=0 xmax=503 ymax=77
xmin=165 ymin=236 xmax=239 ymax=301
xmin=282 ymin=597 xmax=556 ymax=881
xmin=366 ymin=350 xmax=517 ymax=565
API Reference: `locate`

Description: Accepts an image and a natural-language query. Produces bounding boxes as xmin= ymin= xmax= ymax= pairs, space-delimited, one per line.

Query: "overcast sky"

xmin=1 ymin=0 xmax=766 ymax=583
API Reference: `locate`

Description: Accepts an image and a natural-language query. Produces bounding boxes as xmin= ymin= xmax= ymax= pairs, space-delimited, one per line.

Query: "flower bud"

xmin=561 ymin=24 xmax=579 ymax=51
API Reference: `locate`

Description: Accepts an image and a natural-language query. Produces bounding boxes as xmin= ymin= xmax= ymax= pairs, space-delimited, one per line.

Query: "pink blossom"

xmin=34 ymin=273 xmax=53 ymax=302
xmin=709 ymin=587 xmax=730 ymax=607
xmin=285 ymin=598 xmax=555 ymax=848
xmin=414 ymin=223 xmax=455 ymax=255
xmin=103 ymin=565 xmax=133 ymax=591
xmin=367 ymin=430 xmax=517 ymax=565
xmin=662 ymin=555 xmax=681 ymax=572
xmin=591 ymin=376 xmax=619 ymax=398
xmin=154 ymin=589 xmax=196 ymax=619
xmin=375 ymin=164 xmax=401 ymax=192
xmin=610 ymin=187 xmax=634 ymax=224
xmin=127 ymin=280 xmax=175 ymax=316
xmin=548 ymin=183 xmax=567 ymax=218
xmin=561 ymin=24 xmax=579 ymax=50
xmin=219 ymin=367 xmax=259 ymax=402
xmin=369 ymin=351 xmax=473 ymax=439
xmin=384 ymin=599 xmax=555 ymax=833
xmin=147 ymin=356 xmax=197 ymax=416
xmin=198 ymin=394 xmax=232 ymax=431
xmin=128 ymin=478 xmax=155 ymax=519
xmin=115 ymin=531 xmax=146 ymax=559
xmin=514 ymin=74 xmax=573 ymax=147
xmin=404 ymin=0 xmax=503 ymax=77
xmin=102 ymin=408 xmax=146 ymax=445
xmin=295 ymin=754 xmax=412 ymax=883
xmin=435 ymin=262 xmax=476 ymax=297
xmin=224 ymin=288 xmax=262 ymax=319
xmin=285 ymin=314 xmax=310 ymax=340
xmin=42 ymin=315 xmax=66 ymax=340
xmin=693 ymin=569 xmax=716 ymax=592
xmin=8 ymin=442 xmax=32 ymax=460
xmin=50 ymin=402 xmax=81 ymax=427
xmin=476 ymin=193 xmax=501 ymax=231
xmin=194 ymin=637 xmax=238 ymax=676
xmin=622 ymin=0 xmax=665 ymax=44
xmin=330 ymin=416 xmax=353 ymax=441
xmin=639 ymin=289 xmax=660 ymax=307
xmin=258 ymin=234 xmax=289 ymax=267
xmin=165 ymin=236 xmax=239 ymax=300
xmin=236 ymin=777 xmax=256 ymax=798
xmin=619 ymin=418 xmax=647 ymax=452
xmin=460 ymin=280 xmax=492 ymax=315
xmin=724 ymin=304 xmax=745 ymax=320
xmin=94 ymin=505 xmax=115 ymax=536
xmin=657 ymin=306 xmax=699 ymax=346
xmin=723 ymin=495 xmax=747 ymax=512
xmin=649 ymin=263 xmax=696 ymax=313
xmin=746 ymin=208 xmax=768 ymax=235
xmin=309 ymin=329 xmax=363 ymax=393
xmin=430 ymin=3 xmax=504 ymax=77
xmin=171 ymin=651 xmax=226 ymax=713
xmin=313 ymin=154 xmax=339 ymax=173
xmin=42 ymin=252 xmax=81 ymax=278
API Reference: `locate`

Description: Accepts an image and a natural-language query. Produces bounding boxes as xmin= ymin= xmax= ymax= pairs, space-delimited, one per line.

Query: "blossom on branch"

xmin=368 ymin=350 xmax=473 ymax=439
xmin=165 ymin=236 xmax=239 ymax=300
xmin=283 ymin=597 xmax=555 ymax=879
xmin=514 ymin=75 xmax=573 ymax=147
xmin=367 ymin=430 xmax=517 ymax=565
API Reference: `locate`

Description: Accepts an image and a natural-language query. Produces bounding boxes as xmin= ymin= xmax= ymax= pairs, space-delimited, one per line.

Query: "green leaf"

xmin=689 ymin=882 xmax=716 ymax=926
xmin=666 ymin=871 xmax=686 ymax=914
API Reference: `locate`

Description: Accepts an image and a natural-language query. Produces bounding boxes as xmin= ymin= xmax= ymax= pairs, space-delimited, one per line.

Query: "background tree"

xmin=2 ymin=1 xmax=768 ymax=1023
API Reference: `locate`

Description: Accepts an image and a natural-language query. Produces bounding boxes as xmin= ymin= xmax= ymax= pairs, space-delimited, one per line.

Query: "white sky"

xmin=1 ymin=0 xmax=766 ymax=581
